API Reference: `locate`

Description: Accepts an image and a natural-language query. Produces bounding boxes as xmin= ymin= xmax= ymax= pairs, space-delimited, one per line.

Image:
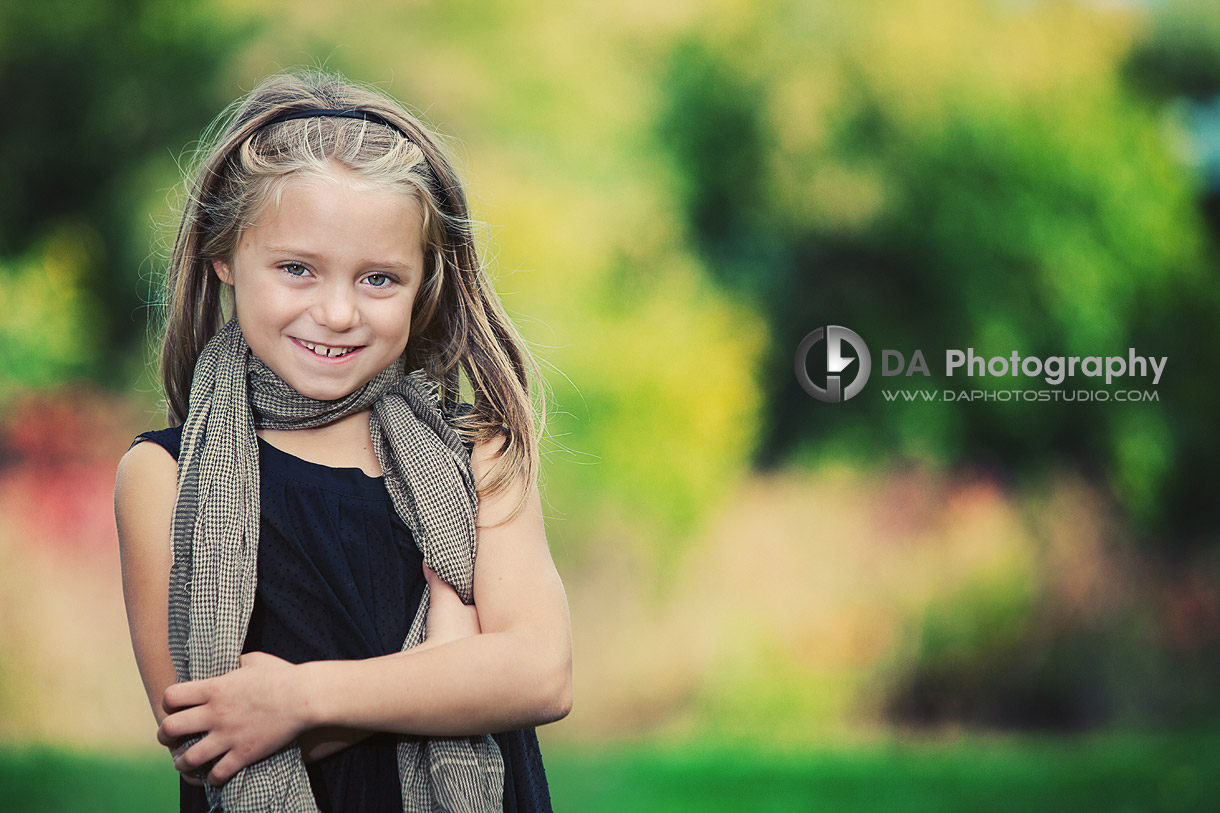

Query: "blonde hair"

xmin=160 ymin=69 xmax=543 ymax=521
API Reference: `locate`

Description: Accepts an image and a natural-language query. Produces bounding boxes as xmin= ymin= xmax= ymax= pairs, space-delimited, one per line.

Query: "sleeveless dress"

xmin=135 ymin=423 xmax=553 ymax=813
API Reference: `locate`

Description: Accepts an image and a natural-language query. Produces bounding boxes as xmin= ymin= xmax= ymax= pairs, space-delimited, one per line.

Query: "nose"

xmin=309 ymin=280 xmax=361 ymax=332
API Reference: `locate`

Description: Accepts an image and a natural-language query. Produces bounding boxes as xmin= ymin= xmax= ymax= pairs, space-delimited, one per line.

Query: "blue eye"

xmin=365 ymin=273 xmax=393 ymax=287
xmin=281 ymin=263 xmax=309 ymax=277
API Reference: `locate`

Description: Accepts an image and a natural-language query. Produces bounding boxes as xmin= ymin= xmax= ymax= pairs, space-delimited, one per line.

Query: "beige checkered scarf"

xmin=168 ymin=316 xmax=504 ymax=812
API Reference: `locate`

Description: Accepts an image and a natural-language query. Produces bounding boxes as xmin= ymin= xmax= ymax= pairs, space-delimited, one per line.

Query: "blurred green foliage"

xmin=656 ymin=0 xmax=1220 ymax=550
xmin=1127 ymin=0 xmax=1220 ymax=100
xmin=0 ymin=0 xmax=250 ymax=386
xmin=887 ymin=574 xmax=1124 ymax=731
xmin=0 ymin=226 xmax=99 ymax=398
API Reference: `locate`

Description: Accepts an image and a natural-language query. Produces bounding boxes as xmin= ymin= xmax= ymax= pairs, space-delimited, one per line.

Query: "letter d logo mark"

xmin=795 ymin=326 xmax=872 ymax=403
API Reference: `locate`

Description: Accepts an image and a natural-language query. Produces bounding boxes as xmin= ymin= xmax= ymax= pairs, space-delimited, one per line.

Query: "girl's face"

xmin=213 ymin=164 xmax=425 ymax=402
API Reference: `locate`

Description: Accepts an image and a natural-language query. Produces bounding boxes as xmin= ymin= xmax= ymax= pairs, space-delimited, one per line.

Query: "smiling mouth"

xmin=296 ymin=338 xmax=362 ymax=358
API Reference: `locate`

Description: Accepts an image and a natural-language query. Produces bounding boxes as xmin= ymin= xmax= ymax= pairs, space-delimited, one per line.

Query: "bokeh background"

xmin=2 ymin=0 xmax=1219 ymax=809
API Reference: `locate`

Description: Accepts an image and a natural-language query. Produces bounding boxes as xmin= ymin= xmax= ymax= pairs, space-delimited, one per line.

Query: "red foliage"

xmin=0 ymin=386 xmax=150 ymax=555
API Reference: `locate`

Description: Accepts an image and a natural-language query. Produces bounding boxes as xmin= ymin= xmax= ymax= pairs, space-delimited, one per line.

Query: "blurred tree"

xmin=656 ymin=0 xmax=1220 ymax=551
xmin=1126 ymin=0 xmax=1220 ymax=101
xmin=1119 ymin=0 xmax=1220 ymax=551
xmin=0 ymin=0 xmax=252 ymax=386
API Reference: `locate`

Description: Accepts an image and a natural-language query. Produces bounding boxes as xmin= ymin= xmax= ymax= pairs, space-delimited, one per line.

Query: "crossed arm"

xmin=114 ymin=434 xmax=573 ymax=787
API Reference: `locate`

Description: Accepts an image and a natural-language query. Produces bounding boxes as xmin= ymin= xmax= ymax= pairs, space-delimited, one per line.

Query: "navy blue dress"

xmin=136 ymin=423 xmax=552 ymax=813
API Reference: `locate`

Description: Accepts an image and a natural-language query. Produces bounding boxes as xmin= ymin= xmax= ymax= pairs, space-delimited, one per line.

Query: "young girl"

xmin=115 ymin=70 xmax=571 ymax=813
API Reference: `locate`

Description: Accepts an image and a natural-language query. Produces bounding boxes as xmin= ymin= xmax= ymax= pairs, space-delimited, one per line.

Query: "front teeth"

xmin=300 ymin=340 xmax=357 ymax=358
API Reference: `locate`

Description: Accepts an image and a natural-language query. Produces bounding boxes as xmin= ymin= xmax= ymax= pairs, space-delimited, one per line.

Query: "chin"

xmin=279 ymin=373 xmax=360 ymax=402
xmin=302 ymin=384 xmax=363 ymax=402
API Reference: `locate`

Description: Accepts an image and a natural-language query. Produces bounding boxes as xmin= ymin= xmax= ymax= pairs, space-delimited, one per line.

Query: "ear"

xmin=212 ymin=258 xmax=234 ymax=285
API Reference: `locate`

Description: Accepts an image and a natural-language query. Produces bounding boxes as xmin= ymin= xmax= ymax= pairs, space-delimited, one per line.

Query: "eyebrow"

xmin=264 ymin=246 xmax=415 ymax=270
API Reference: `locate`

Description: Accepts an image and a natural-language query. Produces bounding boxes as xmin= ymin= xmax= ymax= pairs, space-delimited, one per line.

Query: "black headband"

xmin=257 ymin=107 xmax=410 ymax=139
xmin=249 ymin=106 xmax=455 ymax=213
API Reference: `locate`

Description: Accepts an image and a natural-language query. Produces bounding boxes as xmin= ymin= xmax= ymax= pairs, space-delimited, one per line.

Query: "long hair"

xmin=160 ymin=69 xmax=543 ymax=522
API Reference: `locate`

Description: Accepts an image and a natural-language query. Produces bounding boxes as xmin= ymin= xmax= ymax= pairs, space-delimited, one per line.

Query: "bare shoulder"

xmin=114 ymin=439 xmax=179 ymax=542
xmin=116 ymin=438 xmax=178 ymax=493
xmin=469 ymin=429 xmax=531 ymax=529
xmin=118 ymin=436 xmax=178 ymax=473
xmin=469 ymin=429 xmax=510 ymax=479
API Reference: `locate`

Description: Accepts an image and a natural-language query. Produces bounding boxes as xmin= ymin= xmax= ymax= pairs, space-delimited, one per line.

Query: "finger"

xmin=163 ymin=680 xmax=209 ymax=712
xmin=166 ymin=745 xmax=207 ymax=787
xmin=159 ymin=706 xmax=212 ymax=744
xmin=176 ymin=733 xmax=228 ymax=774
xmin=208 ymin=751 xmax=247 ymax=787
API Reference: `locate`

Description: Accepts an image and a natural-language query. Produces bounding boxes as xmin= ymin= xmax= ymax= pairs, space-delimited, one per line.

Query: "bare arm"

xmin=162 ymin=433 xmax=574 ymax=785
xmin=115 ymin=439 xmax=180 ymax=727
xmin=297 ymin=565 xmax=483 ymax=762
xmin=117 ymin=439 xmax=217 ymax=786
xmin=115 ymin=439 xmax=390 ymax=770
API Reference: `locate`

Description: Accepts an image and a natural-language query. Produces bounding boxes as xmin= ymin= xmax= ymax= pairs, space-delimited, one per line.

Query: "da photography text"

xmin=795 ymin=325 xmax=1168 ymax=404
xmin=885 ymin=347 xmax=1167 ymax=387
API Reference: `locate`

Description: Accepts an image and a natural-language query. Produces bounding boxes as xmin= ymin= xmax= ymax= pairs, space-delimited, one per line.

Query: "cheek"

xmin=232 ymin=286 xmax=300 ymax=335
xmin=388 ymin=316 xmax=413 ymax=348
xmin=372 ymin=306 xmax=413 ymax=349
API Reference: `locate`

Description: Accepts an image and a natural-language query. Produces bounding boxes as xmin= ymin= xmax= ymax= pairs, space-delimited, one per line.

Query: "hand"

xmin=157 ymin=651 xmax=306 ymax=787
xmin=422 ymin=562 xmax=481 ymax=645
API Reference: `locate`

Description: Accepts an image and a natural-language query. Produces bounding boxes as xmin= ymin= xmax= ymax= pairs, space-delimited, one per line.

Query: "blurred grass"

xmin=0 ymin=745 xmax=175 ymax=813
xmin=3 ymin=728 xmax=1216 ymax=812
xmin=547 ymin=730 xmax=1218 ymax=812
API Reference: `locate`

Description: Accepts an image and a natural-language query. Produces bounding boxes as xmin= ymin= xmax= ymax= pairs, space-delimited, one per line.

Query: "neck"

xmin=257 ymin=409 xmax=382 ymax=476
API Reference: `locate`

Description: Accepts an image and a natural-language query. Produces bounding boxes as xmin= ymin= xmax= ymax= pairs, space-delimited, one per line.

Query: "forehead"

xmin=244 ymin=166 xmax=425 ymax=256
xmin=263 ymin=163 xmax=420 ymax=218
